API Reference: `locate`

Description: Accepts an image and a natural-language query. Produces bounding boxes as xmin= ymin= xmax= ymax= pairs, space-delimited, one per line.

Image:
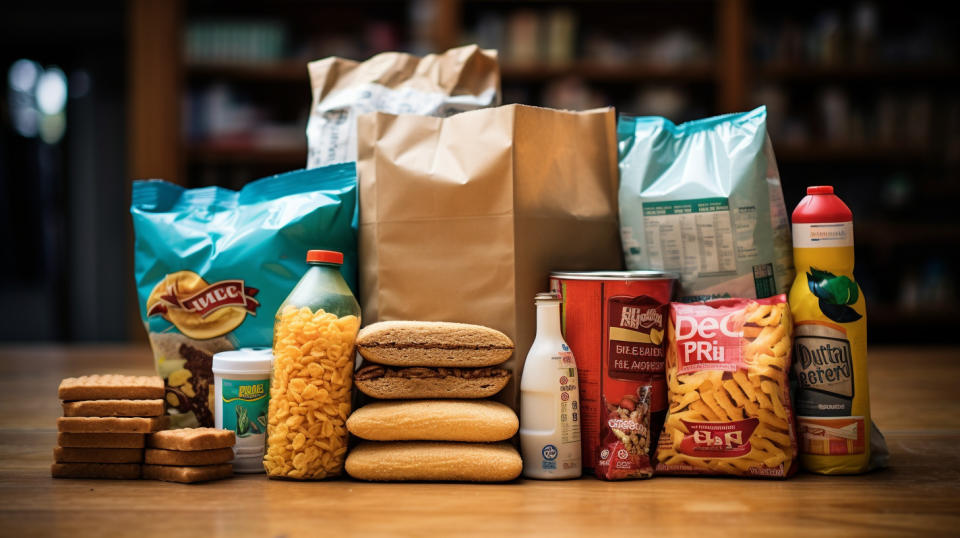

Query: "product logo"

xmin=793 ymin=323 xmax=854 ymax=416
xmin=607 ymin=295 xmax=668 ymax=379
xmin=678 ymin=418 xmax=759 ymax=458
xmin=224 ymin=383 xmax=267 ymax=403
xmin=808 ymin=223 xmax=850 ymax=243
xmin=542 ymin=444 xmax=558 ymax=461
xmin=607 ymin=417 xmax=647 ymax=436
xmin=146 ymin=271 xmax=260 ymax=339
xmin=807 ymin=268 xmax=862 ymax=323
xmin=619 ymin=305 xmax=662 ymax=330
xmin=673 ymin=303 xmax=744 ymax=374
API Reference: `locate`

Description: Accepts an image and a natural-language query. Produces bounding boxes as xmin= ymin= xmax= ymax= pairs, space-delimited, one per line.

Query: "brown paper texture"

xmin=357 ymin=104 xmax=623 ymax=410
xmin=307 ymin=44 xmax=500 ymax=168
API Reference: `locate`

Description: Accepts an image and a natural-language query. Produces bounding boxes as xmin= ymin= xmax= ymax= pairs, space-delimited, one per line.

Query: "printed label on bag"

xmin=672 ymin=302 xmax=745 ymax=374
xmin=678 ymin=418 xmax=759 ymax=458
xmin=642 ymin=198 xmax=737 ymax=280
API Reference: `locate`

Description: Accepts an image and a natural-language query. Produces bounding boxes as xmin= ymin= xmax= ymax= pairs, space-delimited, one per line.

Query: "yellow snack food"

xmin=264 ymin=306 xmax=360 ymax=479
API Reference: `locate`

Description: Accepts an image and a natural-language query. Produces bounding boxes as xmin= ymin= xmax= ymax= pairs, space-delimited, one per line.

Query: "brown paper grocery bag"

xmin=357 ymin=104 xmax=623 ymax=409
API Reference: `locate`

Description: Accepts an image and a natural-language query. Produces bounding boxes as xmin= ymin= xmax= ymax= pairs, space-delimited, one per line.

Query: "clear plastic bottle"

xmin=520 ymin=292 xmax=582 ymax=479
xmin=264 ymin=250 xmax=361 ymax=479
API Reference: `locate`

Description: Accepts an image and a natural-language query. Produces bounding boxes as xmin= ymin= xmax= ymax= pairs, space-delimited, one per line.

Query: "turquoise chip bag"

xmin=131 ymin=163 xmax=357 ymax=427
xmin=618 ymin=106 xmax=793 ymax=301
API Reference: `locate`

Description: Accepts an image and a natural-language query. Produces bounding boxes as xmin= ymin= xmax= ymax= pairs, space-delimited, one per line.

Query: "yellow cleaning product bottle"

xmin=789 ymin=186 xmax=870 ymax=474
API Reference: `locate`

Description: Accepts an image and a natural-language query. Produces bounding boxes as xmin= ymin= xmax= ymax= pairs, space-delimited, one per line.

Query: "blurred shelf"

xmin=186 ymin=143 xmax=307 ymax=165
xmin=500 ymin=62 xmax=716 ymax=82
xmin=869 ymin=306 xmax=959 ymax=326
xmin=186 ymin=60 xmax=308 ymax=82
xmin=185 ymin=60 xmax=718 ymax=84
xmin=775 ymin=143 xmax=935 ymax=163
xmin=757 ymin=64 xmax=960 ymax=82
xmin=856 ymin=220 xmax=960 ymax=246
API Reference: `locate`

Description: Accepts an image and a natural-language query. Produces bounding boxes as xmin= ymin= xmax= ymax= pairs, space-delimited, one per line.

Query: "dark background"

xmin=1 ymin=0 xmax=957 ymax=343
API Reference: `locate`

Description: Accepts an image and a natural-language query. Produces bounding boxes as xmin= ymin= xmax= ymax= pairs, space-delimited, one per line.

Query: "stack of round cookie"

xmin=345 ymin=321 xmax=522 ymax=482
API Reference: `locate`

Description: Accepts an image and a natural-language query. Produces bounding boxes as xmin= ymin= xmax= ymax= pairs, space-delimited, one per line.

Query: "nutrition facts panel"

xmin=642 ymin=198 xmax=737 ymax=279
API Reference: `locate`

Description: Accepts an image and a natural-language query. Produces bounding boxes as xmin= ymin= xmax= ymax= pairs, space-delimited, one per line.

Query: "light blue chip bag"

xmin=131 ymin=163 xmax=357 ymax=427
xmin=618 ymin=106 xmax=793 ymax=301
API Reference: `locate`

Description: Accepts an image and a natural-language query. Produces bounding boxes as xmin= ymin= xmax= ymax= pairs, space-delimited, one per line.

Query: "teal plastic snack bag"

xmin=618 ymin=106 xmax=793 ymax=301
xmin=132 ymin=163 xmax=357 ymax=427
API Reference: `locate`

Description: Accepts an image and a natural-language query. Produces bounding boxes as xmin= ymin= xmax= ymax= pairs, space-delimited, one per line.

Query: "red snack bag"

xmin=596 ymin=384 xmax=653 ymax=480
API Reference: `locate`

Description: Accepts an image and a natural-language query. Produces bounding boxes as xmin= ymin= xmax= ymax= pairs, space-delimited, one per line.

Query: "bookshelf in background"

xmin=127 ymin=0 xmax=958 ymax=337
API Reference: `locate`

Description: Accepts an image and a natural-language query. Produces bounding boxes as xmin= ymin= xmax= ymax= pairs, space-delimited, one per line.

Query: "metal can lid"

xmin=549 ymin=270 xmax=677 ymax=281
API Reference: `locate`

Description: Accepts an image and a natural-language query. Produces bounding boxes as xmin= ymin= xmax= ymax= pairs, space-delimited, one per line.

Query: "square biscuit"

xmin=148 ymin=428 xmax=235 ymax=451
xmin=57 ymin=433 xmax=146 ymax=449
xmin=58 ymin=375 xmax=164 ymax=401
xmin=142 ymin=463 xmax=233 ymax=483
xmin=54 ymin=447 xmax=143 ymax=464
xmin=145 ymin=448 xmax=234 ymax=466
xmin=62 ymin=399 xmax=164 ymax=417
xmin=57 ymin=416 xmax=169 ymax=434
xmin=51 ymin=463 xmax=141 ymax=480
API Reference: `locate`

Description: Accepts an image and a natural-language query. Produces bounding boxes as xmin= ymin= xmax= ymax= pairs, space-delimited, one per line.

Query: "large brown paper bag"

xmin=357 ymin=104 xmax=623 ymax=409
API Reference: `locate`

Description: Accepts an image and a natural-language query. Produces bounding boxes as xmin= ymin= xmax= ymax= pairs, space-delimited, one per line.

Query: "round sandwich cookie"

xmin=344 ymin=441 xmax=522 ymax=482
xmin=346 ymin=400 xmax=518 ymax=442
xmin=356 ymin=321 xmax=514 ymax=367
xmin=354 ymin=364 xmax=511 ymax=399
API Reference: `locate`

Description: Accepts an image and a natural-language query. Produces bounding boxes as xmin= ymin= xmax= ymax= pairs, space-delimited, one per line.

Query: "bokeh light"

xmin=7 ymin=60 xmax=68 ymax=143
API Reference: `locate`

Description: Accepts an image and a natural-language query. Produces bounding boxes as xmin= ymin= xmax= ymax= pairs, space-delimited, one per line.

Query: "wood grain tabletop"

xmin=0 ymin=345 xmax=957 ymax=537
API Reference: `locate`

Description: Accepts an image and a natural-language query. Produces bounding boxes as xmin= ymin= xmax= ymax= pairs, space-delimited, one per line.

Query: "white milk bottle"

xmin=520 ymin=292 xmax=582 ymax=479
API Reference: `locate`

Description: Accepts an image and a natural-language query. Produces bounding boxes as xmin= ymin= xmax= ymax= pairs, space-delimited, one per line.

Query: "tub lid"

xmin=549 ymin=270 xmax=678 ymax=281
xmin=212 ymin=348 xmax=274 ymax=375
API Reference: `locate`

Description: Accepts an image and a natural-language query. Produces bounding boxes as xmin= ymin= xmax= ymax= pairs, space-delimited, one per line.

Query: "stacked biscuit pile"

xmin=144 ymin=428 xmax=235 ymax=483
xmin=345 ymin=321 xmax=522 ymax=482
xmin=53 ymin=375 xmax=168 ymax=479
xmin=52 ymin=375 xmax=235 ymax=483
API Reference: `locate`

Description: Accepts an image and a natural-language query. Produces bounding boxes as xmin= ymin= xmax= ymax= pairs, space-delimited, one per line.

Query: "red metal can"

xmin=549 ymin=271 xmax=676 ymax=478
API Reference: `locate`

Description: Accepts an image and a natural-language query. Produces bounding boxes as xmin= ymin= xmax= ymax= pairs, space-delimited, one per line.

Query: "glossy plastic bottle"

xmin=520 ymin=292 xmax=582 ymax=479
xmin=789 ymin=186 xmax=871 ymax=474
xmin=264 ymin=250 xmax=361 ymax=479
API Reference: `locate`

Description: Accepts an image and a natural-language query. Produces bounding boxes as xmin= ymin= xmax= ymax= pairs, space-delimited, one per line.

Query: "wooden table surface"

xmin=0 ymin=345 xmax=957 ymax=537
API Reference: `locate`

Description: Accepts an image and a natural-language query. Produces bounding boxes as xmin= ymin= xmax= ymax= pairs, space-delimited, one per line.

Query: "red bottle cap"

xmin=306 ymin=250 xmax=343 ymax=265
xmin=792 ymin=185 xmax=852 ymax=223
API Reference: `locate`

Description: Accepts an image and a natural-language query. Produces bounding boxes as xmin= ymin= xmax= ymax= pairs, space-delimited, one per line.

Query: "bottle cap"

xmin=535 ymin=292 xmax=561 ymax=302
xmin=306 ymin=250 xmax=343 ymax=265
xmin=792 ymin=185 xmax=852 ymax=223
xmin=212 ymin=348 xmax=274 ymax=375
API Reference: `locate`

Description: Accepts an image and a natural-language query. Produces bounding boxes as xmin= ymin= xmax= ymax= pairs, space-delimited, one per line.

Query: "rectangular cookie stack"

xmin=144 ymin=428 xmax=235 ymax=483
xmin=53 ymin=375 xmax=168 ymax=479
xmin=345 ymin=321 xmax=522 ymax=482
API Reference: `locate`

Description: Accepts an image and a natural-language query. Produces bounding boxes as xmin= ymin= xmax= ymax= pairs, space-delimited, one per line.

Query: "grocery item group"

xmin=52 ymin=45 xmax=883 ymax=484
